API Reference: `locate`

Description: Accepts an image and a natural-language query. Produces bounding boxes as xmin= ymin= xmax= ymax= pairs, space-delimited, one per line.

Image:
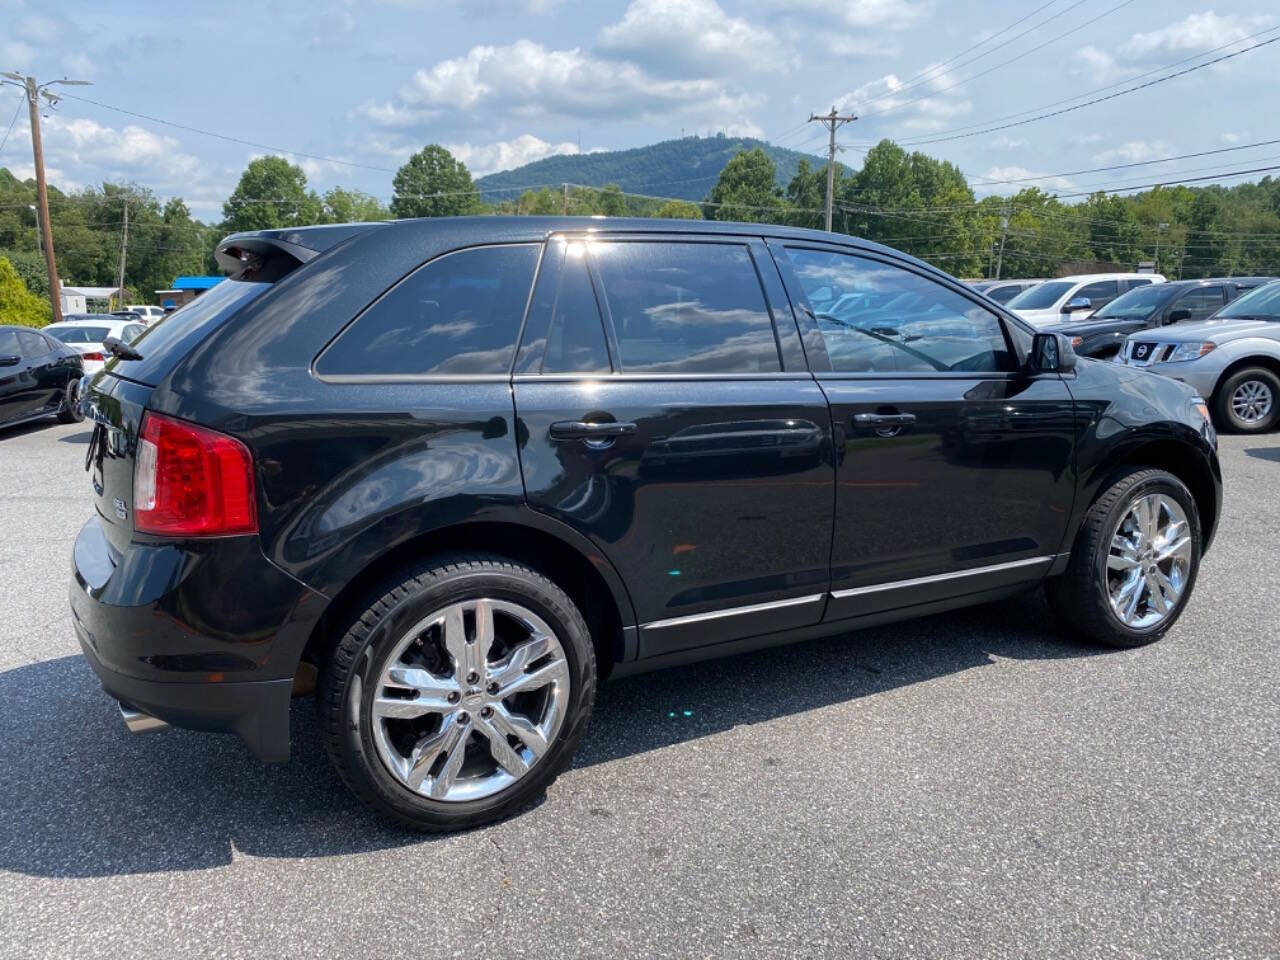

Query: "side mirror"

xmin=1029 ymin=332 xmax=1077 ymax=374
xmin=1166 ymin=307 xmax=1192 ymax=325
xmin=1062 ymin=296 xmax=1093 ymax=314
xmin=0 ymin=354 xmax=19 ymax=367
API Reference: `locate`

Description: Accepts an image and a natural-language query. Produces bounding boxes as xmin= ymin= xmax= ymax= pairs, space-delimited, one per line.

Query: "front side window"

xmin=16 ymin=330 xmax=47 ymax=355
xmin=0 ymin=329 xmax=21 ymax=356
xmin=590 ymin=241 xmax=780 ymax=374
xmin=786 ymin=248 xmax=1016 ymax=374
xmin=316 ymin=244 xmax=540 ymax=377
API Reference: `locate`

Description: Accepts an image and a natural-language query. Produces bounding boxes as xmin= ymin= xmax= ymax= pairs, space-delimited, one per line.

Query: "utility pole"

xmin=995 ymin=213 xmax=1010 ymax=280
xmin=115 ymin=201 xmax=130 ymax=307
xmin=1 ymin=72 xmax=92 ymax=324
xmin=1155 ymin=221 xmax=1168 ymax=273
xmin=807 ymin=106 xmax=856 ymax=232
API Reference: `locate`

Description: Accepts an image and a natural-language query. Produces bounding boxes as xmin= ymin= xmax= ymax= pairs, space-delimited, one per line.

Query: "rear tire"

xmin=320 ymin=554 xmax=596 ymax=831
xmin=56 ymin=379 xmax=84 ymax=424
xmin=1213 ymin=366 xmax=1279 ymax=433
xmin=1046 ymin=468 xmax=1201 ymax=648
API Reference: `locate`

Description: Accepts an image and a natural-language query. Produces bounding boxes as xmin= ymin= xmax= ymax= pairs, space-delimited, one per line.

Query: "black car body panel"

xmin=69 ymin=216 xmax=1223 ymax=761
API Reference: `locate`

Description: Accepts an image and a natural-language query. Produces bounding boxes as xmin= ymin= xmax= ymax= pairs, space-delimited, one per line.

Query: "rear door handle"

xmin=853 ymin=413 xmax=917 ymax=427
xmin=549 ymin=420 xmax=637 ymax=440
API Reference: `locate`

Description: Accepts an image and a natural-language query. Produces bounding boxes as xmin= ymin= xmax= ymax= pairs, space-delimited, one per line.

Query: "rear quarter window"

xmin=316 ymin=244 xmax=540 ymax=378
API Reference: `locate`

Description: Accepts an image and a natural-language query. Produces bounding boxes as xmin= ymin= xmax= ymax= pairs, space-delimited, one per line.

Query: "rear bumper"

xmin=69 ymin=514 xmax=327 ymax=761
xmin=76 ymin=626 xmax=293 ymax=761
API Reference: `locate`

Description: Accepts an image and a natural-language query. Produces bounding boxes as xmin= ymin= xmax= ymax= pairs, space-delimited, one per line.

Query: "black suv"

xmin=72 ymin=218 xmax=1221 ymax=830
xmin=1044 ymin=277 xmax=1275 ymax=359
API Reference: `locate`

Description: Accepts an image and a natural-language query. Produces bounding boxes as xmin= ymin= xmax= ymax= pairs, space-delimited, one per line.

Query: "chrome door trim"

xmin=830 ymin=555 xmax=1056 ymax=599
xmin=643 ymin=593 xmax=826 ymax=631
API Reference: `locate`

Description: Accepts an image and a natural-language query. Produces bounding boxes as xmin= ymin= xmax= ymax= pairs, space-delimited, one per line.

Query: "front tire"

xmin=320 ymin=554 xmax=596 ymax=831
xmin=1047 ymin=468 xmax=1201 ymax=648
xmin=1214 ymin=366 xmax=1279 ymax=433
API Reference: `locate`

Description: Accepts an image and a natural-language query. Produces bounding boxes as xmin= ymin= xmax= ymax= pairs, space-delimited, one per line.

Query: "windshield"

xmin=1093 ymin=284 xmax=1177 ymax=319
xmin=46 ymin=325 xmax=111 ymax=343
xmin=1007 ymin=280 xmax=1073 ymax=310
xmin=1215 ymin=281 xmax=1280 ymax=320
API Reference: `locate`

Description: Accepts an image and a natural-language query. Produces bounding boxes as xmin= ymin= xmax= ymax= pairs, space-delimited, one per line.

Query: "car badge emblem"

xmin=113 ymin=498 xmax=128 ymax=520
xmin=1136 ymin=345 xmax=1148 ymax=357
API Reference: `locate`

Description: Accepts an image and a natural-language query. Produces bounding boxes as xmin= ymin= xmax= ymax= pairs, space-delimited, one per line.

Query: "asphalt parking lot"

xmin=1 ymin=418 xmax=1277 ymax=959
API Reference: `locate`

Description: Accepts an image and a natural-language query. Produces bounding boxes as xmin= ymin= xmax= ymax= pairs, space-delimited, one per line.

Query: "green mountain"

xmin=474 ymin=134 xmax=830 ymax=204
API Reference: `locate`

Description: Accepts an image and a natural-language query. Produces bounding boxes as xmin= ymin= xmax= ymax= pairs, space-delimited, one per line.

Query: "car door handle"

xmin=549 ymin=420 xmax=637 ymax=440
xmin=853 ymin=413 xmax=917 ymax=427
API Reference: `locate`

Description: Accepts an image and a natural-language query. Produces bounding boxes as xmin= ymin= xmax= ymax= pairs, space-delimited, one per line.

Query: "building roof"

xmin=172 ymin=276 xmax=225 ymax=290
xmin=61 ymin=285 xmax=121 ymax=299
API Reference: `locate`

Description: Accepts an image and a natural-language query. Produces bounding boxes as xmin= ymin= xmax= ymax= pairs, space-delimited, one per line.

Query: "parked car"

xmin=72 ymin=217 xmax=1221 ymax=831
xmin=1044 ymin=277 xmax=1275 ymax=359
xmin=44 ymin=315 xmax=148 ymax=375
xmin=125 ymin=305 xmax=166 ymax=324
xmin=0 ymin=324 xmax=85 ymax=430
xmin=1116 ymin=278 xmax=1280 ymax=432
xmin=969 ymin=278 xmax=1043 ymax=305
xmin=1008 ymin=273 xmax=1166 ymax=326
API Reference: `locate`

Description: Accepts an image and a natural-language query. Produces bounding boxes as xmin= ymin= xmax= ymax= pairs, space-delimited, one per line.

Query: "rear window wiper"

xmin=102 ymin=335 xmax=143 ymax=361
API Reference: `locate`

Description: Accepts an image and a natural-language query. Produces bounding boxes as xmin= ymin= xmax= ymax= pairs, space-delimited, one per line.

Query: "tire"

xmin=56 ymin=379 xmax=84 ymax=424
xmin=320 ymin=554 xmax=597 ymax=831
xmin=1213 ymin=366 xmax=1279 ymax=433
xmin=1046 ymin=468 xmax=1201 ymax=649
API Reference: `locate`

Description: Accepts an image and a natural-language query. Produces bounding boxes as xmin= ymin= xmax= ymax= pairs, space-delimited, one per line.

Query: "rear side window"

xmin=516 ymin=240 xmax=611 ymax=375
xmin=317 ymin=244 xmax=540 ymax=377
xmin=1076 ymin=279 xmax=1119 ymax=308
xmin=1180 ymin=286 xmax=1225 ymax=321
xmin=590 ymin=241 xmax=780 ymax=374
xmin=17 ymin=330 xmax=47 ymax=354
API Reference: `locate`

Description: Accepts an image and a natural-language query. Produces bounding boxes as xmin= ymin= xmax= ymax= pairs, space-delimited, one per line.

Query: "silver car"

xmin=1116 ymin=280 xmax=1280 ymax=432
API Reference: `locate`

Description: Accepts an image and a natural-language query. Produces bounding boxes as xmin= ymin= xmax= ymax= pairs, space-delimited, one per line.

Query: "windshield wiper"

xmin=102 ymin=335 xmax=143 ymax=361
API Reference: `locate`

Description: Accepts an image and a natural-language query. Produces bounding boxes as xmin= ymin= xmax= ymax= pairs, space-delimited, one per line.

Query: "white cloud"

xmin=446 ymin=134 xmax=584 ymax=176
xmin=976 ymin=165 xmax=1077 ymax=195
xmin=1119 ymin=11 xmax=1272 ymax=59
xmin=991 ymin=135 xmax=1027 ymax=150
xmin=1068 ymin=46 xmax=1138 ymax=84
xmin=368 ymin=38 xmax=757 ymax=130
xmin=779 ymin=0 xmax=927 ymax=29
xmin=838 ymin=65 xmax=971 ymax=131
xmin=1091 ymin=140 xmax=1173 ymax=165
xmin=1220 ymin=131 xmax=1250 ymax=144
xmin=598 ymin=0 xmax=789 ymax=76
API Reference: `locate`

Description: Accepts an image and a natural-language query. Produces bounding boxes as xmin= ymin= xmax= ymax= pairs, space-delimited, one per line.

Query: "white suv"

xmin=1008 ymin=273 xmax=1166 ymax=327
xmin=124 ymin=305 xmax=166 ymax=324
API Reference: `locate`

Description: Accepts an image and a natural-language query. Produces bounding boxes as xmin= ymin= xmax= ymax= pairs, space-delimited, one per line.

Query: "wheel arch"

xmin=299 ymin=514 xmax=636 ymax=682
xmin=1105 ymin=438 xmax=1220 ymax=551
xmin=1211 ymin=353 xmax=1280 ymax=400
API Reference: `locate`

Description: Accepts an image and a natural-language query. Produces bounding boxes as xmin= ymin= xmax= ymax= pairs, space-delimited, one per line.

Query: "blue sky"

xmin=0 ymin=0 xmax=1275 ymax=219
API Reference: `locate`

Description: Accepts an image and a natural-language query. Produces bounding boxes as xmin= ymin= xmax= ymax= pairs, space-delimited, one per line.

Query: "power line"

xmin=0 ymin=93 xmax=22 ymax=155
xmin=861 ymin=0 xmax=1133 ymax=122
xmin=879 ymin=33 xmax=1280 ymax=147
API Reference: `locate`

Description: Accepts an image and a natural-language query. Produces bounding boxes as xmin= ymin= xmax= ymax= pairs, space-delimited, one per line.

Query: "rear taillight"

xmin=134 ymin=412 xmax=258 ymax=536
xmin=83 ymin=352 xmax=105 ymax=362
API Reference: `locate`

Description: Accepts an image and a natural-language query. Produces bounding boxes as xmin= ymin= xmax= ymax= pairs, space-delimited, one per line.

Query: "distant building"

xmin=155 ymin=275 xmax=224 ymax=308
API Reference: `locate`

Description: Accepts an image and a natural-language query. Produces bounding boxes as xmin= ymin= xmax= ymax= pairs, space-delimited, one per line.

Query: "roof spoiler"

xmin=215 ymin=222 xmax=387 ymax=282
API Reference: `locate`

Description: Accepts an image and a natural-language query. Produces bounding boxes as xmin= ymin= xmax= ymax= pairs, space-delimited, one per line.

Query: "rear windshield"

xmin=47 ymin=326 xmax=111 ymax=343
xmin=1007 ymin=281 xmax=1073 ymax=310
xmin=104 ymin=279 xmax=271 ymax=384
xmin=1216 ymin=281 xmax=1280 ymax=321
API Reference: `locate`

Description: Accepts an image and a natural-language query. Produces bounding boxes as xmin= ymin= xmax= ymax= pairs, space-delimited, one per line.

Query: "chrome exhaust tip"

xmin=118 ymin=701 xmax=169 ymax=734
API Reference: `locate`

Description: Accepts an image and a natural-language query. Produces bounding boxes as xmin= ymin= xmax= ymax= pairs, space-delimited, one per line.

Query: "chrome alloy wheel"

xmin=1106 ymin=493 xmax=1193 ymax=629
xmin=370 ymin=599 xmax=570 ymax=803
xmin=1231 ymin=379 xmax=1273 ymax=424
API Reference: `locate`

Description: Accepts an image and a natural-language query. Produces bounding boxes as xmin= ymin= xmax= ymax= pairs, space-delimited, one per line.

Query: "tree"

xmin=390 ymin=145 xmax=482 ymax=218
xmin=785 ymin=158 xmax=832 ymax=230
xmin=705 ymin=148 xmax=784 ymax=222
xmin=0 ymin=256 xmax=51 ymax=326
xmin=319 ymin=187 xmax=390 ymax=224
xmin=222 ymin=156 xmax=319 ymax=233
xmin=654 ymin=199 xmax=702 ymax=219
